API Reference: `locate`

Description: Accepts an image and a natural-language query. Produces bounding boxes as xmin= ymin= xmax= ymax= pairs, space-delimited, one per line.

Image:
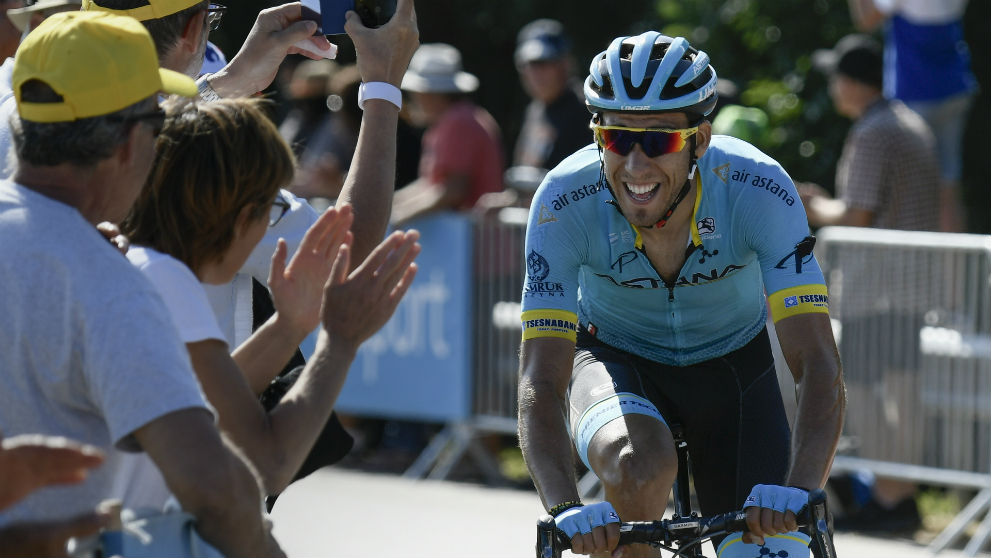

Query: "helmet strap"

xmin=650 ymin=135 xmax=697 ymax=229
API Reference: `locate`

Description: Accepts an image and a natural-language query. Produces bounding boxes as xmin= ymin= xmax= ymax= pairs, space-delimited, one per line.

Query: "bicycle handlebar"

xmin=536 ymin=488 xmax=837 ymax=558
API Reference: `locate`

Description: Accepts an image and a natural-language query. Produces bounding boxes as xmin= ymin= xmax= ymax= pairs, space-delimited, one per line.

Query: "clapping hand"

xmin=319 ymin=228 xmax=420 ymax=351
xmin=269 ymin=204 xmax=355 ymax=340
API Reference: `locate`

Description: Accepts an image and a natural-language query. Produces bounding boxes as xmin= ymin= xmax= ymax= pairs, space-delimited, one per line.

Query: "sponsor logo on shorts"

xmin=784 ymin=296 xmax=798 ymax=308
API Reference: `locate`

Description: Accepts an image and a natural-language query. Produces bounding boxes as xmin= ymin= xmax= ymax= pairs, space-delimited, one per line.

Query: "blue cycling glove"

xmin=743 ymin=484 xmax=808 ymax=514
xmin=554 ymin=501 xmax=620 ymax=539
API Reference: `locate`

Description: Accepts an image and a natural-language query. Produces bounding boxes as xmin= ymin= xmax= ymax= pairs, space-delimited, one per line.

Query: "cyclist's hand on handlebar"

xmin=554 ymin=501 xmax=621 ymax=555
xmin=741 ymin=484 xmax=807 ymax=545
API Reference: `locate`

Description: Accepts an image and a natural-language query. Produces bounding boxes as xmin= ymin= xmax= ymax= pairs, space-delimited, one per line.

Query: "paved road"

xmin=270 ymin=467 xmax=987 ymax=558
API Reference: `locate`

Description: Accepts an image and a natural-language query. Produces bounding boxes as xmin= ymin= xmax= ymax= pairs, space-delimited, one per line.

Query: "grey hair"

xmin=10 ymin=84 xmax=158 ymax=168
xmin=88 ymin=0 xmax=209 ymax=58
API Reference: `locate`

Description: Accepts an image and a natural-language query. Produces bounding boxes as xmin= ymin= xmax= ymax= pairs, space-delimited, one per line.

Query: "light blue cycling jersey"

xmin=520 ymin=135 xmax=829 ymax=366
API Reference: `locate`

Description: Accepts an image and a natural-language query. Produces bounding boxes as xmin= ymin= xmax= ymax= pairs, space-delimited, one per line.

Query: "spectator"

xmin=145 ymin=0 xmax=416 ymax=507
xmin=81 ymin=0 xmax=334 ymax=98
xmin=116 ymin=97 xmax=420 ymax=511
xmin=804 ymin=33 xmax=939 ymax=535
xmin=278 ymin=58 xmax=338 ymax=155
xmin=5 ymin=0 xmax=80 ymax=41
xmin=0 ymin=11 xmax=282 ymax=556
xmin=802 ymin=33 xmax=939 ymax=231
xmin=847 ymin=0 xmax=976 ymax=232
xmin=0 ymin=0 xmax=333 ymax=179
xmin=512 ymin=18 xmax=589 ymax=172
xmin=0 ymin=0 xmax=20 ymax=62
xmin=391 ymin=42 xmax=504 ymax=225
xmin=0 ymin=432 xmax=108 ymax=557
xmin=0 ymin=0 xmax=82 ymax=173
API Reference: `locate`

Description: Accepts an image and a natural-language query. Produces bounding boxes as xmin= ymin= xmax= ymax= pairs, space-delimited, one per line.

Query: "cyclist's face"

xmin=600 ymin=111 xmax=710 ymax=229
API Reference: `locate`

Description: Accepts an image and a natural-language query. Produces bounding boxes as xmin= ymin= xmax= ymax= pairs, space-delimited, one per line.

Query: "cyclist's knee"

xmin=588 ymin=420 xmax=676 ymax=503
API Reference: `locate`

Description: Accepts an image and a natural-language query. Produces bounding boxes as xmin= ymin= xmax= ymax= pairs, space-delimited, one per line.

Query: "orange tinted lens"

xmin=597 ymin=128 xmax=687 ymax=157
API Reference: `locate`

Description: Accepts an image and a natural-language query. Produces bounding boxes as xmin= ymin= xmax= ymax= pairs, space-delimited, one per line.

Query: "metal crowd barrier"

xmin=401 ymin=207 xmax=528 ymax=482
xmin=815 ymin=226 xmax=991 ymax=556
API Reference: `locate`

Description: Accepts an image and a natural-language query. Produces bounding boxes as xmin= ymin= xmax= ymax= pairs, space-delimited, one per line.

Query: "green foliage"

xmin=652 ymin=0 xmax=855 ymax=190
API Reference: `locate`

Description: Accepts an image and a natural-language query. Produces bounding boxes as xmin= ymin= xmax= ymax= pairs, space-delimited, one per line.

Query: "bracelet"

xmin=358 ymin=81 xmax=402 ymax=110
xmin=196 ymin=74 xmax=221 ymax=102
xmin=548 ymin=500 xmax=583 ymax=516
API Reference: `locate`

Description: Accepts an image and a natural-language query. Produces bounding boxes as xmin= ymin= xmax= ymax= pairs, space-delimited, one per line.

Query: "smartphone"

xmin=300 ymin=0 xmax=397 ymax=36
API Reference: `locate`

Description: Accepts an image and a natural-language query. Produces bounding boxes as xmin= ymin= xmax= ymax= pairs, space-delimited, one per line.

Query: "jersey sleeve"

xmin=734 ymin=161 xmax=830 ymax=323
xmin=519 ymin=175 xmax=585 ymax=342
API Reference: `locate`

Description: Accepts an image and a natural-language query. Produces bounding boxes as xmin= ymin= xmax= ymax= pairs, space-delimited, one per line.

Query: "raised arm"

xmin=207 ymin=2 xmax=335 ymax=98
xmin=233 ymin=205 xmax=354 ymax=393
xmin=185 ymin=230 xmax=420 ymax=495
xmin=333 ymin=0 xmax=419 ymax=265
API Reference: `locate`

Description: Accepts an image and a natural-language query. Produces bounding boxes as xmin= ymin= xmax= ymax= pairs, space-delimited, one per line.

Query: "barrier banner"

xmin=335 ymin=213 xmax=473 ymax=421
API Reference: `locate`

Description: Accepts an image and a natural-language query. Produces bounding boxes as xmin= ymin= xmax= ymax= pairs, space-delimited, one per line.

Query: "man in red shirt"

xmin=391 ymin=43 xmax=504 ymax=225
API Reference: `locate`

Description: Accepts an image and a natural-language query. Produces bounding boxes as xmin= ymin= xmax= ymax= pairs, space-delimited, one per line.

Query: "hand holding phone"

xmin=299 ymin=0 xmax=398 ymax=37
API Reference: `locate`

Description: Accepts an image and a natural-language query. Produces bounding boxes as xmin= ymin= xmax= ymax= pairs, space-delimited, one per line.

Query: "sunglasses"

xmin=110 ymin=108 xmax=167 ymax=137
xmin=269 ymin=196 xmax=291 ymax=227
xmin=592 ymin=125 xmax=698 ymax=158
xmin=206 ymin=3 xmax=226 ymax=31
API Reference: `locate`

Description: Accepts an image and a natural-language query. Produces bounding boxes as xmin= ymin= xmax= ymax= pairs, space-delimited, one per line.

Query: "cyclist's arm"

xmin=774 ymin=312 xmax=845 ymax=490
xmin=518 ymin=336 xmax=582 ymax=510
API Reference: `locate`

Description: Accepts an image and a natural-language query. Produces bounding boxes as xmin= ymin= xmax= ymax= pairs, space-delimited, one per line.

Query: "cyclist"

xmin=517 ymin=31 xmax=845 ymax=557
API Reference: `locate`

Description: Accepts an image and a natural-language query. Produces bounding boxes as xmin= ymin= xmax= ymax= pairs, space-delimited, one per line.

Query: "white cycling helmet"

xmin=584 ymin=32 xmax=718 ymax=120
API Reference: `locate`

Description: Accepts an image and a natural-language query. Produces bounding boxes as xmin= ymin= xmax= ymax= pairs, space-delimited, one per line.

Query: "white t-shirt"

xmin=0 ymin=182 xmax=212 ymax=525
xmin=114 ymin=246 xmax=226 ymax=513
xmin=0 ymin=57 xmax=17 ymax=179
xmin=872 ymin=0 xmax=968 ymax=24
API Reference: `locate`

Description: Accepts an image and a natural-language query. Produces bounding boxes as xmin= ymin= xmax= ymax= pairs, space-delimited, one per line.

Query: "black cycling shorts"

xmin=567 ymin=326 xmax=791 ymax=516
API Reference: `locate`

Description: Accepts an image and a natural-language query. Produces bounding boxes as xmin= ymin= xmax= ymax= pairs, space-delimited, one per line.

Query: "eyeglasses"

xmin=206 ymin=3 xmax=226 ymax=31
xmin=269 ymin=196 xmax=291 ymax=227
xmin=592 ymin=125 xmax=699 ymax=158
xmin=110 ymin=108 xmax=167 ymax=137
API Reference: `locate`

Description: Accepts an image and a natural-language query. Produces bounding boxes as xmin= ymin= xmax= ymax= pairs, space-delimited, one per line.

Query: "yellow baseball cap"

xmin=13 ymin=11 xmax=197 ymax=123
xmin=80 ymin=0 xmax=203 ymax=21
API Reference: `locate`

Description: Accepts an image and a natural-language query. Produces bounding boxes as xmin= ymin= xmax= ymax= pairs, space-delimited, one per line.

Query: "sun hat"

xmin=514 ymin=18 xmax=571 ymax=66
xmin=6 ymin=0 xmax=82 ymax=33
xmin=80 ymin=0 xmax=202 ymax=21
xmin=401 ymin=43 xmax=478 ymax=94
xmin=13 ymin=11 xmax=197 ymax=123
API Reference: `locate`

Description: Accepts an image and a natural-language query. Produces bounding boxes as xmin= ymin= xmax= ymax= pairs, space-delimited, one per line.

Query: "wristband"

xmin=548 ymin=500 xmax=583 ymax=517
xmin=358 ymin=81 xmax=402 ymax=110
